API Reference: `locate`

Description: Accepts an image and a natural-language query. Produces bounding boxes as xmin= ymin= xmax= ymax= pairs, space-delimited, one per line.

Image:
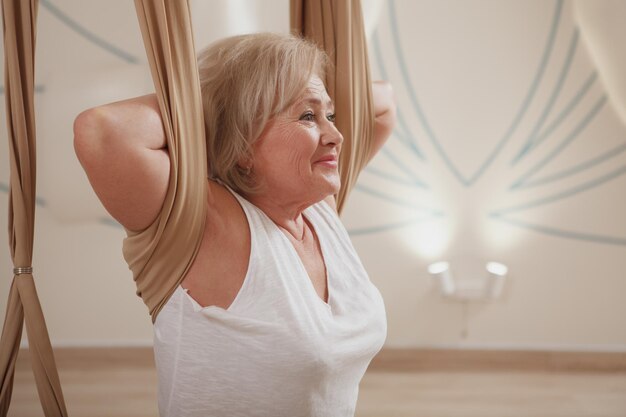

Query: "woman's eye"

xmin=300 ymin=112 xmax=315 ymax=122
xmin=299 ymin=112 xmax=335 ymax=123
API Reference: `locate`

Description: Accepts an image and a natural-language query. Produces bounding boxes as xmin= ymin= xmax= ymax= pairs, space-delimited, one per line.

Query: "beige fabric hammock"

xmin=0 ymin=0 xmax=373 ymax=415
xmin=291 ymin=0 xmax=375 ymax=210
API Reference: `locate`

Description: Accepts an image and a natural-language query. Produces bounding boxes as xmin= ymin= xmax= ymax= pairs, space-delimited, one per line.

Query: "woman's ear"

xmin=237 ymin=156 xmax=254 ymax=178
xmin=237 ymin=157 xmax=251 ymax=170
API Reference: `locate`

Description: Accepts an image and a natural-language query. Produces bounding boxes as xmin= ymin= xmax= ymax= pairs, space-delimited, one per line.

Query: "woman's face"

xmin=248 ymin=75 xmax=344 ymax=205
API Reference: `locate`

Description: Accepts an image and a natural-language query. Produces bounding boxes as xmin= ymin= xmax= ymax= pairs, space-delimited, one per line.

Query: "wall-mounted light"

xmin=427 ymin=261 xmax=454 ymax=296
xmin=427 ymin=261 xmax=509 ymax=301
xmin=485 ymin=261 xmax=508 ymax=299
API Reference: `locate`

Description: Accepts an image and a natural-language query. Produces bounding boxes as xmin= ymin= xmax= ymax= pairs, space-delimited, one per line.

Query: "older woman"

xmin=74 ymin=33 xmax=396 ymax=417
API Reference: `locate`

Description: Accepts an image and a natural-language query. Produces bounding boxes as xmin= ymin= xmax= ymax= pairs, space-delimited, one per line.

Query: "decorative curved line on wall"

xmin=379 ymin=147 xmax=428 ymax=187
xmin=520 ymin=140 xmax=626 ymax=189
xmin=355 ymin=183 xmax=443 ymax=215
xmin=1 ymin=182 xmax=140 ymax=229
xmin=391 ymin=126 xmax=422 ymax=156
xmin=493 ymin=163 xmax=626 ymax=216
xmin=512 ymin=27 xmax=580 ymax=165
xmin=388 ymin=0 xmax=564 ymax=187
xmin=387 ymin=0 xmax=465 ymax=181
xmin=0 ymin=181 xmax=46 ymax=206
xmin=364 ymin=165 xmax=427 ymax=188
xmin=99 ymin=217 xmax=124 ymax=229
xmin=372 ymin=30 xmax=425 ymax=160
xmin=0 ymin=85 xmax=45 ymax=94
xmin=513 ymin=72 xmax=597 ymax=165
xmin=510 ymin=95 xmax=607 ymax=189
xmin=347 ymin=214 xmax=442 ymax=236
xmin=466 ymin=0 xmax=565 ymax=185
xmin=40 ymin=0 xmax=139 ymax=64
xmin=489 ymin=214 xmax=626 ymax=246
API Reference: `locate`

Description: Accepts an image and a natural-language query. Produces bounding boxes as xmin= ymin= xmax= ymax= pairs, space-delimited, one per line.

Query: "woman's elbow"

xmin=372 ymin=80 xmax=395 ymax=115
xmin=73 ymin=108 xmax=108 ymax=163
xmin=365 ymin=80 xmax=396 ymax=164
xmin=372 ymin=80 xmax=397 ymax=133
xmin=376 ymin=98 xmax=397 ymax=131
xmin=374 ymin=97 xmax=397 ymax=142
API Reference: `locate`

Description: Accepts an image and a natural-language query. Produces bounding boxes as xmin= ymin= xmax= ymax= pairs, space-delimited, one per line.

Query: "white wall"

xmin=1 ymin=0 xmax=625 ymax=351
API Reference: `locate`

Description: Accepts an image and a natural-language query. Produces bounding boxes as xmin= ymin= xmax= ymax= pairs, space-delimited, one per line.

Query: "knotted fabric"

xmin=0 ymin=1 xmax=68 ymax=415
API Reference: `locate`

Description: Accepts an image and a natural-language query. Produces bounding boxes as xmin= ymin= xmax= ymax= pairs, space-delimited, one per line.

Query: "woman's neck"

xmin=245 ymin=193 xmax=311 ymax=241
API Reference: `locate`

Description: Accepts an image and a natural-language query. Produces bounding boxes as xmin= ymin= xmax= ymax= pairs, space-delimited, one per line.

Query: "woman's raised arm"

xmin=73 ymin=94 xmax=171 ymax=233
xmin=367 ymin=80 xmax=397 ymax=165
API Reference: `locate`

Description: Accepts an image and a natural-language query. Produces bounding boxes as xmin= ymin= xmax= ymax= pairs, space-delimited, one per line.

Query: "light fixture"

xmin=427 ymin=261 xmax=509 ymax=301
xmin=485 ymin=261 xmax=508 ymax=299
xmin=427 ymin=261 xmax=454 ymax=296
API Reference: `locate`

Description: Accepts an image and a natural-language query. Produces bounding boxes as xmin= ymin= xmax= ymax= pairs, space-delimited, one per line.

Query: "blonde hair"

xmin=197 ymin=32 xmax=329 ymax=195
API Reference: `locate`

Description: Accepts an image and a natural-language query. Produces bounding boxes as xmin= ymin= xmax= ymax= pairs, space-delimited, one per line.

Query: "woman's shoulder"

xmin=206 ymin=178 xmax=245 ymax=222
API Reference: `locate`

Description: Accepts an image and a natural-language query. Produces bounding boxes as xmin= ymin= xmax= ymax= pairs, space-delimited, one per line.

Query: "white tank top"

xmin=153 ymin=183 xmax=387 ymax=417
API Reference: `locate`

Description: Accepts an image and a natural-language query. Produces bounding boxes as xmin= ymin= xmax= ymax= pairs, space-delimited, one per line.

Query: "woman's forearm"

xmin=368 ymin=80 xmax=397 ymax=163
xmin=372 ymin=80 xmax=396 ymax=119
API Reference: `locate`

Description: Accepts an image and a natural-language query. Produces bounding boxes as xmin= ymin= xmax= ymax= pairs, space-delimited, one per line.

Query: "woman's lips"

xmin=315 ymin=155 xmax=337 ymax=162
xmin=316 ymin=160 xmax=338 ymax=167
xmin=314 ymin=156 xmax=338 ymax=167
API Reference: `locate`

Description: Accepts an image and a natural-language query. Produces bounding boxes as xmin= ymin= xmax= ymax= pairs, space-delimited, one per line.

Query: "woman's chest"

xmin=180 ymin=210 xmax=329 ymax=310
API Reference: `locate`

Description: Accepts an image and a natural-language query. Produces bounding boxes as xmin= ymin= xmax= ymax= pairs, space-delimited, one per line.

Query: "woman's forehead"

xmin=296 ymin=86 xmax=333 ymax=108
xmin=307 ymin=76 xmax=326 ymax=91
xmin=298 ymin=95 xmax=334 ymax=108
xmin=303 ymin=76 xmax=331 ymax=99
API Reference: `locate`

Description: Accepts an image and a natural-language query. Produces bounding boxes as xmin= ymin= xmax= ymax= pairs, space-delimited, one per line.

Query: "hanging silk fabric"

xmin=124 ymin=0 xmax=208 ymax=325
xmin=290 ymin=0 xmax=375 ymax=214
xmin=0 ymin=0 xmax=68 ymax=415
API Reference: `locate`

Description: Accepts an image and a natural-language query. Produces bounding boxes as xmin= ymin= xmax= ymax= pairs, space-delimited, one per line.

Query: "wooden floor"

xmin=9 ymin=348 xmax=626 ymax=417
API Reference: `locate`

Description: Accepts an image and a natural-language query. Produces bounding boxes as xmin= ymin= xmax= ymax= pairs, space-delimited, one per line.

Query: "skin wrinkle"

xmin=243 ymin=75 xmax=343 ymax=240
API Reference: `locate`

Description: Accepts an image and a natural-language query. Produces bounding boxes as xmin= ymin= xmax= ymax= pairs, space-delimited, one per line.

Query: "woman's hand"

xmin=368 ymin=80 xmax=397 ymax=164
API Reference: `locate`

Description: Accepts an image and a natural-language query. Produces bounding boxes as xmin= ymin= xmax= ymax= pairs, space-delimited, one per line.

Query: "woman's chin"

xmin=308 ymin=179 xmax=340 ymax=201
xmin=326 ymin=177 xmax=341 ymax=195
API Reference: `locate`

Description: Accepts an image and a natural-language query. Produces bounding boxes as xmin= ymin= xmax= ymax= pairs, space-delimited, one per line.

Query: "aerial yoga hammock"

xmin=0 ymin=0 xmax=374 ymax=415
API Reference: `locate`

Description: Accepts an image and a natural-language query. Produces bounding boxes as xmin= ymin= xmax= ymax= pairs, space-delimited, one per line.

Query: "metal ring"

xmin=14 ymin=266 xmax=33 ymax=275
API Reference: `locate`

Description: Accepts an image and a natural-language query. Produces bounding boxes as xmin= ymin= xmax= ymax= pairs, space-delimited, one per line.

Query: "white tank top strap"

xmin=212 ymin=177 xmax=256 ymax=219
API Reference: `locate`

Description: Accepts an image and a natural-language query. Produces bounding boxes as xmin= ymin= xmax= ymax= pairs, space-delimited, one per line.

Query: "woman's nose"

xmin=321 ymin=121 xmax=344 ymax=146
